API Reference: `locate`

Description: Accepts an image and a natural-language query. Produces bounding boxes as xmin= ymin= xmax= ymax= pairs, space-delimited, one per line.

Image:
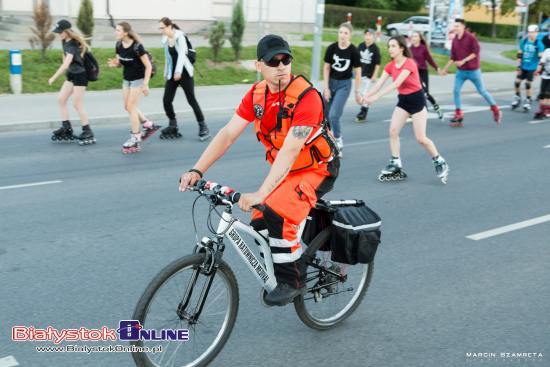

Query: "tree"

xmin=209 ymin=21 xmax=226 ymax=63
xmin=389 ymin=0 xmax=424 ymax=12
xmin=464 ymin=0 xmax=515 ymax=38
xmin=327 ymin=0 xmax=361 ymax=5
xmin=29 ymin=0 xmax=55 ymax=60
xmin=77 ymin=0 xmax=94 ymax=45
xmin=230 ymin=0 xmax=245 ymax=61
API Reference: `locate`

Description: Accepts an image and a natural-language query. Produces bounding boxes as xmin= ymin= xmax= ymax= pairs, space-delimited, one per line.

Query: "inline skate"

xmin=160 ymin=119 xmax=182 ymax=139
xmin=378 ymin=158 xmax=407 ymax=182
xmin=51 ymin=121 xmax=76 ymax=142
xmin=77 ymin=125 xmax=96 ymax=146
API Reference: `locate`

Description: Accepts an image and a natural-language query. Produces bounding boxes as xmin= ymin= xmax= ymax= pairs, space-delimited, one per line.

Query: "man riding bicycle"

xmin=179 ymin=35 xmax=339 ymax=306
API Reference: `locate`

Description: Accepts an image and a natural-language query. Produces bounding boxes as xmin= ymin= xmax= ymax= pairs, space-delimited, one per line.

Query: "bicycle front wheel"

xmin=294 ymin=229 xmax=374 ymax=330
xmin=131 ymin=253 xmax=239 ymax=367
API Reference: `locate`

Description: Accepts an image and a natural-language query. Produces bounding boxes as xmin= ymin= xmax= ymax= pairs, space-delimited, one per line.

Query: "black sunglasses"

xmin=263 ymin=54 xmax=292 ymax=67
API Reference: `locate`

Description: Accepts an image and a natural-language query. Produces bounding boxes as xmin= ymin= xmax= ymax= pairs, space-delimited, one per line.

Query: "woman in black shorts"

xmin=48 ymin=19 xmax=94 ymax=144
xmin=364 ymin=36 xmax=449 ymax=183
xmin=107 ymin=21 xmax=157 ymax=154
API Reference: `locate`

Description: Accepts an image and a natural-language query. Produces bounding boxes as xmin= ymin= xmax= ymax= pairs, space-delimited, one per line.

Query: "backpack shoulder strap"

xmin=284 ymin=75 xmax=314 ymax=108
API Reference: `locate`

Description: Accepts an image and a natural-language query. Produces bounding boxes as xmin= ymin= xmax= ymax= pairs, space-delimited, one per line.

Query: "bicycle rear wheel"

xmin=294 ymin=228 xmax=374 ymax=330
xmin=131 ymin=253 xmax=239 ymax=367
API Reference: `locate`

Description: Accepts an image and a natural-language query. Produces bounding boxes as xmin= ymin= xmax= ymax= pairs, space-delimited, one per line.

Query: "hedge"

xmin=325 ymin=4 xmax=517 ymax=39
xmin=465 ymin=21 xmax=517 ymax=39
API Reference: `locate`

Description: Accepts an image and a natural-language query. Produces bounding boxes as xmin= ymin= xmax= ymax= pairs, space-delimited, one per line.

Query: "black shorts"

xmin=540 ymin=79 xmax=550 ymax=99
xmin=397 ymin=90 xmax=426 ymax=115
xmin=67 ymin=72 xmax=88 ymax=87
xmin=517 ymin=69 xmax=534 ymax=82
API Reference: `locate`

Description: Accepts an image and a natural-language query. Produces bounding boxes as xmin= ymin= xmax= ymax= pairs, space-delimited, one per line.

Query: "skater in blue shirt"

xmin=512 ymin=25 xmax=545 ymax=112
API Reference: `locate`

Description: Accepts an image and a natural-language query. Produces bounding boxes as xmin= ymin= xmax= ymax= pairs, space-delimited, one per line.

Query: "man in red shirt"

xmin=179 ymin=35 xmax=339 ymax=306
xmin=441 ymin=18 xmax=502 ymax=126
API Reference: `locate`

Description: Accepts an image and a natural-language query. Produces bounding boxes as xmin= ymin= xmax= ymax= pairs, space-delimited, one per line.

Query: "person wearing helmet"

xmin=511 ymin=24 xmax=545 ymax=112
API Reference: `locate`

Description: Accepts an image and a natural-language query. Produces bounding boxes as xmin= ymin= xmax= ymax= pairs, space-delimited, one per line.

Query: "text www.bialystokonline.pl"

xmin=35 ymin=344 xmax=162 ymax=354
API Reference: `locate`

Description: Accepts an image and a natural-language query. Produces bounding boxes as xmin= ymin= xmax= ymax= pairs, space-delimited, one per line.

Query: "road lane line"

xmin=466 ymin=214 xmax=550 ymax=241
xmin=383 ymin=105 xmax=511 ymax=122
xmin=0 ymin=180 xmax=63 ymax=190
xmin=529 ymin=119 xmax=550 ymax=124
xmin=346 ymin=138 xmax=388 ymax=147
xmin=544 ymin=144 xmax=550 ymax=149
xmin=0 ymin=356 xmax=19 ymax=367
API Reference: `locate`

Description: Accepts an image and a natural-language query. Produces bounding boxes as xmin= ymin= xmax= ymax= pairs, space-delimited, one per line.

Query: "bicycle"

xmin=131 ymin=179 xmax=374 ymax=367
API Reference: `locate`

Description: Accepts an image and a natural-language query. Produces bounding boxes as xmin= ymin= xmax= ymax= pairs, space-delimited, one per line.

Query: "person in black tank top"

xmin=48 ymin=19 xmax=95 ymax=145
xmin=107 ymin=22 xmax=159 ymax=154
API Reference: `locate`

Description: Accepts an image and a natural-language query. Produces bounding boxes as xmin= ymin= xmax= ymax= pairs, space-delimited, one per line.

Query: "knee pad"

xmin=525 ymin=81 xmax=531 ymax=90
xmin=514 ymin=81 xmax=521 ymax=89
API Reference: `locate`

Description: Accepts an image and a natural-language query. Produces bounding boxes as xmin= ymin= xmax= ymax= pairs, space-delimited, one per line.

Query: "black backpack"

xmin=83 ymin=51 xmax=99 ymax=82
xmin=184 ymin=35 xmax=196 ymax=64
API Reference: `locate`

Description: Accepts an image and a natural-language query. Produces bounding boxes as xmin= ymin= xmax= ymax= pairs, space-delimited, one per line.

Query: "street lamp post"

xmin=310 ymin=0 xmax=325 ymax=83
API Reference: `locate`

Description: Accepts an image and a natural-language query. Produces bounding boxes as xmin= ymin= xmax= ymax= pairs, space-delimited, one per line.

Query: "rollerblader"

xmin=512 ymin=25 xmax=544 ymax=113
xmin=159 ymin=17 xmax=210 ymax=141
xmin=179 ymin=35 xmax=339 ymax=306
xmin=441 ymin=18 xmax=502 ymax=126
xmin=410 ymin=31 xmax=444 ymax=120
xmin=356 ymin=29 xmax=381 ymax=123
xmin=323 ymin=22 xmax=362 ymax=157
xmin=48 ymin=20 xmax=94 ymax=144
xmin=365 ymin=36 xmax=449 ymax=184
xmin=534 ymin=43 xmax=550 ymax=119
xmin=107 ymin=22 xmax=157 ymax=154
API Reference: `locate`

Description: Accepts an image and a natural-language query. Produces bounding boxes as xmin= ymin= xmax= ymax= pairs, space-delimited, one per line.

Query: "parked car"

xmin=386 ymin=16 xmax=430 ymax=37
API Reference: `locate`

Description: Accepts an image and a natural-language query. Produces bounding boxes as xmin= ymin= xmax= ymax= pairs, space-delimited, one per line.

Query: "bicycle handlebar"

xmin=190 ymin=179 xmax=266 ymax=211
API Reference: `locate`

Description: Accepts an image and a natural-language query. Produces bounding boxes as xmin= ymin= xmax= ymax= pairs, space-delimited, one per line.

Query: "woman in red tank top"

xmin=363 ymin=36 xmax=449 ymax=184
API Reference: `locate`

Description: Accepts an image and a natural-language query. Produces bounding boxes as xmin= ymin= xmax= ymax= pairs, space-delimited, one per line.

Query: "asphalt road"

xmin=1 ymin=92 xmax=549 ymax=367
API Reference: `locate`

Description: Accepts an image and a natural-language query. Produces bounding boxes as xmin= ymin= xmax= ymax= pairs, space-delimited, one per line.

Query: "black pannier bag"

xmin=302 ymin=207 xmax=333 ymax=251
xmin=329 ymin=201 xmax=381 ymax=265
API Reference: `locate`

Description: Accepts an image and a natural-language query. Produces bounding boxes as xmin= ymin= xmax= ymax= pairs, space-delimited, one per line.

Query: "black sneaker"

xmin=264 ymin=283 xmax=304 ymax=307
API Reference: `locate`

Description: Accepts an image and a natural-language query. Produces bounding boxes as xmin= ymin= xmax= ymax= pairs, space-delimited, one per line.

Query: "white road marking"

xmin=0 ymin=356 xmax=19 ymax=367
xmin=544 ymin=144 xmax=550 ymax=149
xmin=0 ymin=180 xmax=63 ymax=191
xmin=383 ymin=105 xmax=510 ymax=122
xmin=466 ymin=214 xmax=550 ymax=241
xmin=346 ymin=138 xmax=388 ymax=147
xmin=529 ymin=119 xmax=550 ymax=124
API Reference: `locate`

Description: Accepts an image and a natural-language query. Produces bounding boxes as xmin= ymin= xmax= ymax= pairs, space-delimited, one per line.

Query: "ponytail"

xmin=159 ymin=17 xmax=180 ymax=30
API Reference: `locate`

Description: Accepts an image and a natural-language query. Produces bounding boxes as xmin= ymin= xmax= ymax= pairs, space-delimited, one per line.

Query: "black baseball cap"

xmin=53 ymin=19 xmax=72 ymax=33
xmin=257 ymin=35 xmax=292 ymax=61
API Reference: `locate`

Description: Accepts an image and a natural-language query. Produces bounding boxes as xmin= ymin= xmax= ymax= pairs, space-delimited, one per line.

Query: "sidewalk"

xmin=0 ymin=71 xmax=516 ymax=133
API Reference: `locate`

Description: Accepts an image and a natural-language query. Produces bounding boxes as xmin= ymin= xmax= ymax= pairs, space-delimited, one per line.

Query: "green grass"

xmin=501 ymin=49 xmax=518 ymax=61
xmin=477 ymin=36 xmax=517 ymax=45
xmin=0 ymin=43 xmax=515 ymax=94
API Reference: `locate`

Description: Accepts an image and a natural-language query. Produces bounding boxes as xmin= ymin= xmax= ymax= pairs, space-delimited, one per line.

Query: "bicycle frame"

xmin=216 ymin=209 xmax=278 ymax=292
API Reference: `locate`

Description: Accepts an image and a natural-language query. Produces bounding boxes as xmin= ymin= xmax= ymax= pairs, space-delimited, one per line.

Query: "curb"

xmin=0 ymin=87 xmax=513 ymax=133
